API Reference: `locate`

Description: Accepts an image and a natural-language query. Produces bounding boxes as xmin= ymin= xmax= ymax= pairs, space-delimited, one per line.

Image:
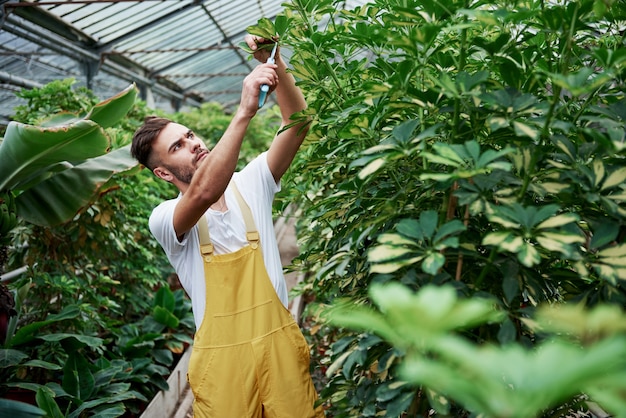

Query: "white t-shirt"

xmin=149 ymin=152 xmax=287 ymax=330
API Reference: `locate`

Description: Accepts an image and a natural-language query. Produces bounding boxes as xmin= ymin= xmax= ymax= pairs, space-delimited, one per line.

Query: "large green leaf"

xmin=8 ymin=305 xmax=81 ymax=347
xmin=15 ymin=145 xmax=138 ymax=226
xmin=39 ymin=333 xmax=104 ymax=348
xmin=85 ymin=83 xmax=138 ymax=128
xmin=0 ymin=348 xmax=28 ymax=367
xmin=153 ymin=286 xmax=176 ymax=312
xmin=62 ymin=352 xmax=95 ymax=401
xmin=0 ymin=83 xmax=137 ymax=230
xmin=0 ymin=398 xmax=46 ymax=417
xmin=0 ymin=120 xmax=108 ymax=191
xmin=67 ymin=391 xmax=145 ymax=418
xmin=152 ymin=306 xmax=180 ymax=329
xmin=35 ymin=386 xmax=64 ymax=418
xmin=401 ymin=336 xmax=626 ymax=418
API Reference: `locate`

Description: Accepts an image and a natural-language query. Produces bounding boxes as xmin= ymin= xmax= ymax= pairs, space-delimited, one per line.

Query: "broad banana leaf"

xmin=85 ymin=83 xmax=138 ymax=128
xmin=15 ymin=145 xmax=139 ymax=226
xmin=0 ymin=120 xmax=109 ymax=191
xmin=0 ymin=83 xmax=138 ymax=192
xmin=0 ymin=83 xmax=139 ymax=226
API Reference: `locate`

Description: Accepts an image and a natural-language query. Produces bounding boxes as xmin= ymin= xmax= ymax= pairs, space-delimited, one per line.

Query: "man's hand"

xmin=243 ymin=34 xmax=309 ymax=183
xmin=245 ymin=34 xmax=280 ymax=63
xmin=239 ymin=64 xmax=278 ymax=116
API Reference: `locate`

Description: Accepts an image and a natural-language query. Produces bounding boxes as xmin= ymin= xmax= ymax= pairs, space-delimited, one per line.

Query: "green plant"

xmin=267 ymin=0 xmax=626 ymax=416
xmin=0 ymin=284 xmax=146 ymax=417
xmin=12 ymin=79 xmax=99 ymax=126
xmin=113 ymin=286 xmax=194 ymax=369
xmin=0 ymin=79 xmax=181 ymax=416
xmin=327 ymin=283 xmax=626 ymax=417
xmin=0 ymin=82 xmax=138 ymax=229
xmin=0 ymin=398 xmax=45 ymax=417
xmin=0 ymin=281 xmax=193 ymax=417
xmin=0 ymin=285 xmax=75 ymax=389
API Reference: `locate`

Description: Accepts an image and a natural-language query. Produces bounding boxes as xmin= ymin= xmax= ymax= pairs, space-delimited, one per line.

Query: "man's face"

xmin=151 ymin=122 xmax=209 ymax=186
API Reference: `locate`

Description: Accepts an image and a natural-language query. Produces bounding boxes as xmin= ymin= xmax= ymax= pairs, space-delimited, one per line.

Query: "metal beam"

xmin=3 ymin=15 xmax=200 ymax=107
xmin=150 ymin=2 xmax=254 ymax=77
xmin=0 ymin=70 xmax=42 ymax=89
xmin=5 ymin=0 xmax=97 ymax=45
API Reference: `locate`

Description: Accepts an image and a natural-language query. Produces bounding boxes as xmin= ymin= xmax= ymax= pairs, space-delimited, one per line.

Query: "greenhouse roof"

xmin=0 ymin=0 xmax=293 ymax=126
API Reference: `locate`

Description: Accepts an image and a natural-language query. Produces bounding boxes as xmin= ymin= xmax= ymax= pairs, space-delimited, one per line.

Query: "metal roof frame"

xmin=0 ymin=0 xmax=284 ymax=125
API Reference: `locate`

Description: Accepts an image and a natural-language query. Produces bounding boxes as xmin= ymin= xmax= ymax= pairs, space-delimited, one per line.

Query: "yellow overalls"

xmin=187 ymin=184 xmax=325 ymax=418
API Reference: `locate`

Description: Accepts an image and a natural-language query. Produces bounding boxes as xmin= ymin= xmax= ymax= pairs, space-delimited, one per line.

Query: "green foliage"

xmin=328 ymin=283 xmax=626 ymax=418
xmin=239 ymin=15 xmax=292 ymax=54
xmin=277 ymin=0 xmax=626 ymax=416
xmin=0 ymin=272 xmax=183 ymax=416
xmin=0 ymin=79 xmax=185 ymax=416
xmin=0 ymin=82 xmax=139 ymax=227
xmin=12 ymin=78 xmax=98 ymax=125
xmin=0 ymin=286 xmax=149 ymax=417
xmin=0 ymin=398 xmax=45 ymax=417
xmin=369 ymin=211 xmax=466 ymax=275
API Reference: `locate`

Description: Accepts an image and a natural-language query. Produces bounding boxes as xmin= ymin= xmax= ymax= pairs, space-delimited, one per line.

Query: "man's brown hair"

xmin=131 ymin=116 xmax=172 ymax=169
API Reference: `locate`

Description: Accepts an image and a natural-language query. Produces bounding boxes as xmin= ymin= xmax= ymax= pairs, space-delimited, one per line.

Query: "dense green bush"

xmin=272 ymin=0 xmax=626 ymax=416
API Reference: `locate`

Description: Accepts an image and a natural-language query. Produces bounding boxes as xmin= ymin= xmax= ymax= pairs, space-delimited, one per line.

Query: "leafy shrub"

xmin=12 ymin=78 xmax=99 ymax=125
xmin=274 ymin=0 xmax=626 ymax=416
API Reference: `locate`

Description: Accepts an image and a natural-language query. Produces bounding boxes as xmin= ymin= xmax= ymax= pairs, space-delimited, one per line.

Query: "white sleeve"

xmin=149 ymin=197 xmax=201 ymax=303
xmin=149 ymin=197 xmax=188 ymax=256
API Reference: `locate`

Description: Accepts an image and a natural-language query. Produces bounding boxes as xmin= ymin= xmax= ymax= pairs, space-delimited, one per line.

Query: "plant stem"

xmin=519 ymin=2 xmax=579 ymax=200
xmin=475 ymin=247 xmax=497 ymax=288
xmin=452 ymin=12 xmax=468 ymax=145
xmin=455 ymin=204 xmax=470 ymax=281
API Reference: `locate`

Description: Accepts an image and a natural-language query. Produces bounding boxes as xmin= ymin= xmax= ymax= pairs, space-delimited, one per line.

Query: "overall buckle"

xmin=247 ymin=231 xmax=260 ymax=249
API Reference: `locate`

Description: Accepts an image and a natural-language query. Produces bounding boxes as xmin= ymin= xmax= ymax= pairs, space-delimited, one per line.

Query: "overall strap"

xmin=197 ymin=212 xmax=213 ymax=262
xmin=196 ymin=181 xmax=261 ymax=262
xmin=231 ymin=182 xmax=260 ymax=249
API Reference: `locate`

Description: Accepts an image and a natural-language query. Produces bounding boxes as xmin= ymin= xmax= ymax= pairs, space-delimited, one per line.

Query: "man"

xmin=131 ymin=35 xmax=324 ymax=417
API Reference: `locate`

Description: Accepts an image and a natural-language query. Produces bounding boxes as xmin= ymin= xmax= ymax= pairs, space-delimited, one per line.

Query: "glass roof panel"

xmin=0 ymin=0 xmax=364 ymax=126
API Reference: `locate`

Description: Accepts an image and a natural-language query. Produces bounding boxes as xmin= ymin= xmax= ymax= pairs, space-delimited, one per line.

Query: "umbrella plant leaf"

xmin=368 ymin=244 xmax=413 ymax=263
xmin=536 ymin=213 xmax=579 ymax=229
xmin=601 ymin=166 xmax=626 ymax=190
xmin=422 ymin=252 xmax=445 ymax=275
xmin=396 ymin=218 xmax=424 ymax=240
xmin=518 ymin=242 xmax=541 ymax=267
xmin=419 ymin=210 xmax=438 ymax=239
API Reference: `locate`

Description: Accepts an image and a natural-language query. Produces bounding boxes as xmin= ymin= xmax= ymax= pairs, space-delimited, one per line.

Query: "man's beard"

xmin=164 ymin=163 xmax=195 ymax=185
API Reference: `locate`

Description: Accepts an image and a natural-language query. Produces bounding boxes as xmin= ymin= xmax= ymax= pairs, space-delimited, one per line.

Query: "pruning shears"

xmin=258 ymin=42 xmax=278 ymax=108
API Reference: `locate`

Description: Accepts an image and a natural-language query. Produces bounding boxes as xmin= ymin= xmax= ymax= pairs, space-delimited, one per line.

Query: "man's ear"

xmin=153 ymin=167 xmax=173 ymax=183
